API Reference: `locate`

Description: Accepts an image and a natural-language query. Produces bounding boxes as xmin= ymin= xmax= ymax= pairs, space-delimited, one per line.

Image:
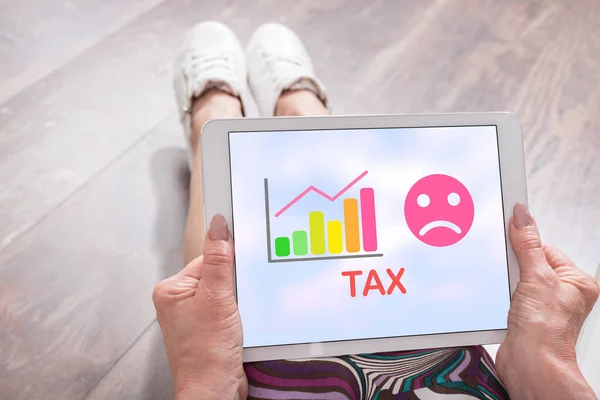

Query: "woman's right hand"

xmin=153 ymin=215 xmax=246 ymax=400
xmin=497 ymin=203 xmax=599 ymax=400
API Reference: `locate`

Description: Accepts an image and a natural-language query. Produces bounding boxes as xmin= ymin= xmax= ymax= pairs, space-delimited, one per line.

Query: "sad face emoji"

xmin=404 ymin=174 xmax=474 ymax=247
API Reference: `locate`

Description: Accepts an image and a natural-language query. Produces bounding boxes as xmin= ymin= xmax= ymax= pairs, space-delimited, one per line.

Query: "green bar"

xmin=275 ymin=237 xmax=290 ymax=257
xmin=309 ymin=211 xmax=326 ymax=255
xmin=292 ymin=231 xmax=308 ymax=256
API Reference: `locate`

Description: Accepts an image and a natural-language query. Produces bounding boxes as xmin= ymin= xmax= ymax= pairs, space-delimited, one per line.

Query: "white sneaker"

xmin=173 ymin=21 xmax=247 ymax=167
xmin=246 ymin=23 xmax=328 ymax=117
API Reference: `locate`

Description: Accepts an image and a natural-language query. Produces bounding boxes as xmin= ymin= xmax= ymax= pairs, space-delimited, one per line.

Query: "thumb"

xmin=509 ymin=203 xmax=553 ymax=281
xmin=201 ymin=214 xmax=235 ymax=293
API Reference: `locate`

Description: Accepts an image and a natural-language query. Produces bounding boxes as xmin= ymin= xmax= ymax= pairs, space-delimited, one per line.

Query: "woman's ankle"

xmin=275 ymin=89 xmax=328 ymax=116
xmin=190 ymin=89 xmax=242 ymax=150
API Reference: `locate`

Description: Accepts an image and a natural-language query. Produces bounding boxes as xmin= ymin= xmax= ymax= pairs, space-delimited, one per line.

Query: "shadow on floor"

xmin=142 ymin=146 xmax=189 ymax=400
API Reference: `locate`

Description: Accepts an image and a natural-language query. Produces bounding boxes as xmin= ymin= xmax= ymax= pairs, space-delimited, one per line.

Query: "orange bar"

xmin=343 ymin=198 xmax=361 ymax=252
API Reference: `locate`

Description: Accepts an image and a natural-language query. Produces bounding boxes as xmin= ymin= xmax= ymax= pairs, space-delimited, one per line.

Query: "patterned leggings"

xmin=244 ymin=346 xmax=509 ymax=399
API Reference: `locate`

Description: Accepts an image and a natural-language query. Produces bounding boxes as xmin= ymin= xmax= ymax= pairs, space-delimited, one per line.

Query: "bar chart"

xmin=264 ymin=171 xmax=383 ymax=263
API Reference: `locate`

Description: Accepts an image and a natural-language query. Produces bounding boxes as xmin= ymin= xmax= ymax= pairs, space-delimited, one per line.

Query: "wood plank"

xmin=578 ymin=264 xmax=600 ymax=395
xmin=513 ymin=2 xmax=600 ymax=278
xmin=0 ymin=0 xmax=224 ymax=252
xmin=0 ymin=0 xmax=166 ymax=104
xmin=83 ymin=322 xmax=173 ymax=400
xmin=0 ymin=114 xmax=187 ymax=400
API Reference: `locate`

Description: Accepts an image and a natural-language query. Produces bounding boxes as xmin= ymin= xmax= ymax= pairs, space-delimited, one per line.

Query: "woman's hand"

xmin=497 ymin=203 xmax=599 ymax=400
xmin=152 ymin=215 xmax=246 ymax=400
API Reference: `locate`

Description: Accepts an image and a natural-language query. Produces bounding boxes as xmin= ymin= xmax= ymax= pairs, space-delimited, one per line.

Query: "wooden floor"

xmin=1 ymin=0 xmax=599 ymax=398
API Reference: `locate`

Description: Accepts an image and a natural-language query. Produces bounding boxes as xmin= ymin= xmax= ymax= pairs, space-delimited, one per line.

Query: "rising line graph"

xmin=265 ymin=171 xmax=383 ymax=262
xmin=274 ymin=170 xmax=369 ymax=217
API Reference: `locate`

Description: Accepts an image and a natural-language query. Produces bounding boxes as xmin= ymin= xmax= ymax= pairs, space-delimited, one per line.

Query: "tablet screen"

xmin=228 ymin=126 xmax=510 ymax=348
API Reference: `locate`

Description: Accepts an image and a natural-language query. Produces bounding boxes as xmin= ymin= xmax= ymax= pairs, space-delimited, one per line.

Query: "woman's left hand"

xmin=153 ymin=215 xmax=246 ymax=400
xmin=496 ymin=204 xmax=599 ymax=400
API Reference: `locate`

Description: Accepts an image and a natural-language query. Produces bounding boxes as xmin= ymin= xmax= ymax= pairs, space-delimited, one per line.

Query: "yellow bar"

xmin=327 ymin=220 xmax=343 ymax=254
xmin=344 ymin=198 xmax=361 ymax=252
xmin=309 ymin=211 xmax=326 ymax=254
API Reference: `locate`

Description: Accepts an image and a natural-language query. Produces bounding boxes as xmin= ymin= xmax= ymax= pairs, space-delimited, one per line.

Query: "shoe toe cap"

xmin=186 ymin=21 xmax=243 ymax=53
xmin=248 ymin=22 xmax=305 ymax=53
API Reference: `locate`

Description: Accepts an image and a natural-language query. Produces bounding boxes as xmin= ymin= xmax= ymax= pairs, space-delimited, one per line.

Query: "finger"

xmin=152 ymin=270 xmax=200 ymax=306
xmin=178 ymin=255 xmax=204 ymax=280
xmin=509 ymin=203 xmax=553 ymax=281
xmin=543 ymin=243 xmax=577 ymax=270
xmin=544 ymin=244 xmax=600 ymax=309
xmin=201 ymin=214 xmax=235 ymax=292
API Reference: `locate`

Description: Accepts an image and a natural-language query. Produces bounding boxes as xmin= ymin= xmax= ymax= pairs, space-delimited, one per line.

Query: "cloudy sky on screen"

xmin=229 ymin=126 xmax=510 ymax=348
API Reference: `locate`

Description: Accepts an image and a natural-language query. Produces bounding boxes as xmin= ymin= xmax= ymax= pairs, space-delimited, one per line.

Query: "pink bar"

xmin=360 ymin=188 xmax=378 ymax=252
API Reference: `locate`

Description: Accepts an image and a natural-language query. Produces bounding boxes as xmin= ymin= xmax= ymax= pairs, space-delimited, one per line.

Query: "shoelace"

xmin=262 ymin=51 xmax=308 ymax=87
xmin=187 ymin=51 xmax=237 ymax=91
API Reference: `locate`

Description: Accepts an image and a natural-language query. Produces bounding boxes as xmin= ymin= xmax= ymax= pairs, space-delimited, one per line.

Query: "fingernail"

xmin=513 ymin=203 xmax=532 ymax=228
xmin=209 ymin=214 xmax=229 ymax=240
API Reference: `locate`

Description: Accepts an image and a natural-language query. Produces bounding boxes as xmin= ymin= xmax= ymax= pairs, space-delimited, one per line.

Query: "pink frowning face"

xmin=404 ymin=174 xmax=474 ymax=247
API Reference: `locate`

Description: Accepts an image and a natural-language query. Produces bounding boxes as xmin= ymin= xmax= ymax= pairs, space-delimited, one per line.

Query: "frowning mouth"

xmin=419 ymin=220 xmax=462 ymax=236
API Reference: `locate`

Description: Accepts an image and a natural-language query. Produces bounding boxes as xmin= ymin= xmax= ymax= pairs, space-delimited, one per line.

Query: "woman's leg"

xmin=183 ymin=89 xmax=325 ymax=263
xmin=184 ymin=89 xmax=242 ymax=264
xmin=173 ymin=21 xmax=247 ymax=264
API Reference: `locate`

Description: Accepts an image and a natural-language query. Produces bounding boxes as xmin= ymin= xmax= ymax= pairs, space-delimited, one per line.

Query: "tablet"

xmin=201 ymin=113 xmax=526 ymax=362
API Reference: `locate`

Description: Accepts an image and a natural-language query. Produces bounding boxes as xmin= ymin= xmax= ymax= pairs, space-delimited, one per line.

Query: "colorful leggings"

xmin=244 ymin=346 xmax=509 ymax=399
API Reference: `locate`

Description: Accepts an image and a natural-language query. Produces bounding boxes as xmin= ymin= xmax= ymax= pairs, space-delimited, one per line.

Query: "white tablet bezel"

xmin=201 ymin=112 xmax=525 ymax=362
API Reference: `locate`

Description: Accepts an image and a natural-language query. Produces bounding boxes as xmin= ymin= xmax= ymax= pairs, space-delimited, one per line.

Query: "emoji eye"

xmin=417 ymin=194 xmax=430 ymax=207
xmin=448 ymin=192 xmax=460 ymax=206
